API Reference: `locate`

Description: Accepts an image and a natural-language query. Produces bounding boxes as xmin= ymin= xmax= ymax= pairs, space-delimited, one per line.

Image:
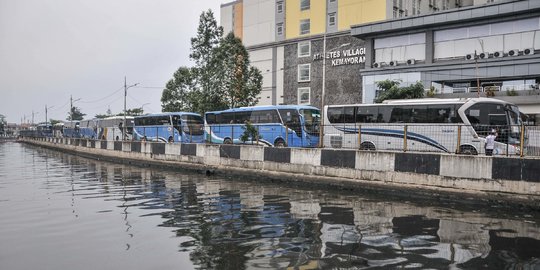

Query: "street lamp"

xmin=45 ymin=105 xmax=54 ymax=126
xmin=123 ymin=77 xmax=139 ymax=140
xmin=318 ymin=34 xmax=351 ymax=147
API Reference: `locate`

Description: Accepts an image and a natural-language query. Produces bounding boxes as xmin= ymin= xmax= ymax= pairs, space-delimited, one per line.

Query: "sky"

xmin=0 ymin=0 xmax=225 ymax=124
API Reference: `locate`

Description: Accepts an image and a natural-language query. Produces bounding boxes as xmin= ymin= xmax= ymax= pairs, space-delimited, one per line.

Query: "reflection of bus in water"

xmin=205 ymin=105 xmax=321 ymax=147
xmin=133 ymin=112 xmax=205 ymax=143
xmin=97 ymin=116 xmax=134 ymax=141
xmin=324 ymin=98 xmax=525 ymax=155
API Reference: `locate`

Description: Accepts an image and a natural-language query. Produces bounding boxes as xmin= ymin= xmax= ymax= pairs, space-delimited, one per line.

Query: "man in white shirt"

xmin=485 ymin=130 xmax=497 ymax=156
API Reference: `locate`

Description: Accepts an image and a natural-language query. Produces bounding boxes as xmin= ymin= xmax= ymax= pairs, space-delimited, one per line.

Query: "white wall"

xmin=220 ymin=4 xmax=234 ymax=36
xmin=250 ymin=48 xmax=274 ymax=105
xmin=276 ymin=46 xmax=284 ymax=105
xmin=243 ymin=0 xmax=276 ymax=46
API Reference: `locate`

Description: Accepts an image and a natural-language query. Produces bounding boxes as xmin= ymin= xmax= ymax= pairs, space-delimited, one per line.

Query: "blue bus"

xmin=133 ymin=112 xmax=205 ymax=143
xmin=205 ymin=105 xmax=321 ymax=147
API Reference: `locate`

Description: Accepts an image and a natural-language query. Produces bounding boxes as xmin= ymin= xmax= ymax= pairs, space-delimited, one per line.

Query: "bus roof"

xmin=206 ymin=105 xmax=319 ymax=114
xmin=101 ymin=116 xmax=134 ymax=120
xmin=134 ymin=112 xmax=201 ymax=118
xmin=326 ymin=98 xmax=513 ymax=107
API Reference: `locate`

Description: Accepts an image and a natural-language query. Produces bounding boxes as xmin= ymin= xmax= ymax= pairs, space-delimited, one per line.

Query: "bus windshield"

xmin=300 ymin=109 xmax=320 ymax=135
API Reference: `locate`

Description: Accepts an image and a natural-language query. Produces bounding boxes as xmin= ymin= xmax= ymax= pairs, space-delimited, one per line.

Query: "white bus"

xmin=323 ymin=98 xmax=525 ymax=155
xmin=97 ymin=116 xmax=134 ymax=141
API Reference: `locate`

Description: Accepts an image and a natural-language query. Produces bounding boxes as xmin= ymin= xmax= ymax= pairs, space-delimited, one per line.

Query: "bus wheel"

xmin=274 ymin=139 xmax=287 ymax=148
xmin=360 ymin=142 xmax=376 ymax=151
xmin=223 ymin=138 xmax=233 ymax=144
xmin=168 ymin=136 xmax=174 ymax=143
xmin=101 ymin=135 xmax=105 ymax=140
xmin=460 ymin=145 xmax=478 ymax=155
xmin=115 ymin=136 xmax=119 ymax=141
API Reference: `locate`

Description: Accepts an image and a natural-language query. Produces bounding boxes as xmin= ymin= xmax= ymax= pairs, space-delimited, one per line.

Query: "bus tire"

xmin=274 ymin=139 xmax=287 ymax=148
xmin=168 ymin=136 xmax=174 ymax=143
xmin=223 ymin=138 xmax=233 ymax=144
xmin=360 ymin=141 xmax=376 ymax=151
xmin=115 ymin=136 xmax=119 ymax=141
xmin=459 ymin=145 xmax=478 ymax=155
xmin=101 ymin=135 xmax=105 ymax=140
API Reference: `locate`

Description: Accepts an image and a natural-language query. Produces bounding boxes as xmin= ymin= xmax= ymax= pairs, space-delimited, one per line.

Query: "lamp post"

xmin=318 ymin=34 xmax=351 ymax=147
xmin=45 ymin=105 xmax=54 ymax=126
xmin=123 ymin=77 xmax=139 ymax=140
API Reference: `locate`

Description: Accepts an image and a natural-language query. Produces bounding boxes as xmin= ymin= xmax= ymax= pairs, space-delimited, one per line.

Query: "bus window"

xmin=356 ymin=106 xmax=378 ymax=123
xmin=343 ymin=106 xmax=355 ymax=123
xmin=206 ymin=113 xmax=216 ymax=124
xmin=377 ymin=106 xmax=392 ymax=123
xmin=235 ymin=112 xmax=251 ymax=124
xmin=327 ymin=107 xmax=344 ymax=123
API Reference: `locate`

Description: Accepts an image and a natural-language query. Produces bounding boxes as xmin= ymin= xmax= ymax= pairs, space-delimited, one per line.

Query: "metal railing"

xmin=17 ymin=123 xmax=540 ymax=157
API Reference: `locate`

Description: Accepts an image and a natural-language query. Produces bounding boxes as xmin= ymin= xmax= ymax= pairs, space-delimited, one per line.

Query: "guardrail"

xmin=18 ymin=124 xmax=540 ymax=157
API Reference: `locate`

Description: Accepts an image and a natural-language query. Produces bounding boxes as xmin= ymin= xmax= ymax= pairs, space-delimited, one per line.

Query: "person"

xmin=485 ymin=129 xmax=497 ymax=156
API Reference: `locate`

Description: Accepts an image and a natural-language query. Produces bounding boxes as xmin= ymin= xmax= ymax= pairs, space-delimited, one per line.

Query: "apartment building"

xmin=220 ymin=0 xmax=538 ymax=121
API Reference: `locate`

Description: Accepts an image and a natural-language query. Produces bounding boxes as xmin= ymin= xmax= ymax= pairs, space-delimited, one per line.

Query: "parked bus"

xmin=133 ymin=112 xmax=205 ymax=143
xmin=323 ymin=98 xmax=525 ymax=155
xmin=79 ymin=119 xmax=98 ymax=139
xmin=63 ymin=121 xmax=81 ymax=138
xmin=53 ymin=122 xmax=64 ymax=138
xmin=97 ymin=116 xmax=134 ymax=141
xmin=205 ymin=105 xmax=321 ymax=147
xmin=36 ymin=123 xmax=53 ymax=137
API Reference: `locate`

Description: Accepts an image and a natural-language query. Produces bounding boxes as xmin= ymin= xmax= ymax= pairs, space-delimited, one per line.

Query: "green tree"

xmin=240 ymin=121 xmax=262 ymax=144
xmin=95 ymin=114 xmax=110 ymax=119
xmin=117 ymin=108 xmax=144 ymax=116
xmin=49 ymin=119 xmax=61 ymax=125
xmin=161 ymin=67 xmax=195 ymax=112
xmin=375 ymin=80 xmax=425 ymax=103
xmin=216 ymin=32 xmax=262 ymax=108
xmin=161 ymin=10 xmax=263 ymax=115
xmin=67 ymin=106 xmax=85 ymax=121
xmin=189 ymin=9 xmax=224 ymax=114
xmin=0 ymin=114 xmax=6 ymax=134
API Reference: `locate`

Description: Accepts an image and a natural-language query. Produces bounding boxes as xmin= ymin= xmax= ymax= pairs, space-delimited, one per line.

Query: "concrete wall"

xmin=22 ymin=137 xmax=540 ymax=208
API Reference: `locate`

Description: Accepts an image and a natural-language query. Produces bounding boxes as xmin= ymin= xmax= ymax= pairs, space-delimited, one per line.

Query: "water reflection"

xmin=1 ymin=142 xmax=539 ymax=269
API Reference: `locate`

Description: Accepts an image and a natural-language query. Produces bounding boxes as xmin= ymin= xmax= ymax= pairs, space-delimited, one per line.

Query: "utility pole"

xmin=70 ymin=95 xmax=73 ymax=121
xmin=45 ymin=105 xmax=48 ymax=126
xmin=123 ymin=76 xmax=139 ymax=140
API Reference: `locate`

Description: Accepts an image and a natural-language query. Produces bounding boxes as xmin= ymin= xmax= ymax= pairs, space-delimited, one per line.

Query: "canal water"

xmin=1 ymin=142 xmax=540 ymax=270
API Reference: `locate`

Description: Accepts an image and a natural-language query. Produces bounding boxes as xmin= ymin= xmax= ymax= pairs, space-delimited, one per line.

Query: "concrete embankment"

xmin=20 ymin=137 xmax=540 ymax=209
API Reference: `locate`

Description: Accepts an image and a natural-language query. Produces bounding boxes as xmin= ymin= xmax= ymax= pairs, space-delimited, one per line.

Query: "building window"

xmin=301 ymin=0 xmax=310 ymax=11
xmin=276 ymin=23 xmax=283 ymax=36
xmin=298 ymin=87 xmax=311 ymax=104
xmin=277 ymin=1 xmax=283 ymax=13
xmin=328 ymin=13 xmax=336 ymax=26
xmin=329 ymin=0 xmax=336 ymax=2
xmin=300 ymin=19 xmax=310 ymax=35
xmin=298 ymin=64 xmax=311 ymax=82
xmin=298 ymin=41 xmax=311 ymax=57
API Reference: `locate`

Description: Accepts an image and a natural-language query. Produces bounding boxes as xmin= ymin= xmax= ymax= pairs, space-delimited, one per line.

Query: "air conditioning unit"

xmin=389 ymin=60 xmax=398 ymax=66
xmin=465 ymin=53 xmax=475 ymax=60
xmin=479 ymin=52 xmax=491 ymax=59
xmin=406 ymin=59 xmax=416 ymax=65
xmin=373 ymin=62 xmax=384 ymax=68
xmin=507 ymin=49 xmax=520 ymax=57
xmin=523 ymin=48 xmax=535 ymax=55
xmin=493 ymin=51 xmax=504 ymax=58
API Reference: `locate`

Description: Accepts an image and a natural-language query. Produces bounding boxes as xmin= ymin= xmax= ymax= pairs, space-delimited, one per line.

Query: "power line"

xmin=79 ymin=86 xmax=124 ymax=104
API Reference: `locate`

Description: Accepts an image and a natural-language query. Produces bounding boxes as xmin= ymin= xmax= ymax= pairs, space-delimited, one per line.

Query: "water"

xmin=1 ymin=142 xmax=540 ymax=270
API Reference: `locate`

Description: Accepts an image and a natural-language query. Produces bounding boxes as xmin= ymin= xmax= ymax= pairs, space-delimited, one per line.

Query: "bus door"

xmin=278 ymin=109 xmax=302 ymax=146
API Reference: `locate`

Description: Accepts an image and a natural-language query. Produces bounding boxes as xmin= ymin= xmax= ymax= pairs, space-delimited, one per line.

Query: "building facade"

xmin=220 ymin=0 xmax=539 ymax=122
xmin=353 ymin=0 xmax=540 ymax=122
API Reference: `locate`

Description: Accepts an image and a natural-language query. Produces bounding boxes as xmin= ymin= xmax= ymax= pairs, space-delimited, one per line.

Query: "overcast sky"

xmin=0 ymin=0 xmax=225 ymax=123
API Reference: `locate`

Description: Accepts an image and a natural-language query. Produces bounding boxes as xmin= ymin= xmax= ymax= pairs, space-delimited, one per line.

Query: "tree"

xmin=161 ymin=10 xmax=263 ymax=115
xmin=216 ymin=32 xmax=262 ymax=108
xmin=67 ymin=106 xmax=85 ymax=121
xmin=189 ymin=9 xmax=224 ymax=114
xmin=95 ymin=114 xmax=110 ymax=119
xmin=375 ymin=80 xmax=425 ymax=103
xmin=49 ymin=119 xmax=61 ymax=125
xmin=0 ymin=114 xmax=6 ymax=134
xmin=161 ymin=67 xmax=195 ymax=112
xmin=117 ymin=108 xmax=145 ymax=116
